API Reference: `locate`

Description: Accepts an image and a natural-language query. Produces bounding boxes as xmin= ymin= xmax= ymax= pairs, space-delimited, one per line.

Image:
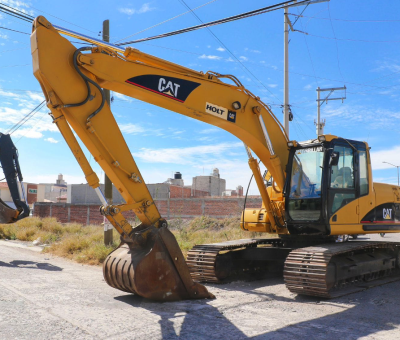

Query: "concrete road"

xmin=1 ymin=234 xmax=400 ymax=340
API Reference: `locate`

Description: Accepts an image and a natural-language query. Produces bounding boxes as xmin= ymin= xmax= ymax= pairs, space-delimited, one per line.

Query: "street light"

xmin=382 ymin=161 xmax=400 ymax=186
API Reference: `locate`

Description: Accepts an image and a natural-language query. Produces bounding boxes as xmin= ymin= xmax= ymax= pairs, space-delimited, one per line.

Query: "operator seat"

xmin=333 ymin=167 xmax=354 ymax=188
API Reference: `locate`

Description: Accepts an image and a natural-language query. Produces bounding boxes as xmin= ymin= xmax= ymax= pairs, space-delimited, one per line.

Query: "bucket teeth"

xmin=103 ymin=225 xmax=214 ymax=301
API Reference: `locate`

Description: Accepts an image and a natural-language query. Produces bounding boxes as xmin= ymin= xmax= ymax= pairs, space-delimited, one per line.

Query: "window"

xmin=287 ymin=146 xmax=324 ymax=221
xmin=330 ymin=146 xmax=354 ymax=189
xmin=359 ymin=151 xmax=369 ymax=196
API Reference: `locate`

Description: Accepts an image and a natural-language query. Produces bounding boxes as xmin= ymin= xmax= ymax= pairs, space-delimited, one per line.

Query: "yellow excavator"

xmin=2 ymin=16 xmax=399 ymax=300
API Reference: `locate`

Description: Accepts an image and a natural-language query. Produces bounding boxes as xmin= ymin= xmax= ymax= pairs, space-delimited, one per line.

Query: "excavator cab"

xmin=0 ymin=133 xmax=30 ymax=223
xmin=284 ymin=134 xmax=369 ymax=236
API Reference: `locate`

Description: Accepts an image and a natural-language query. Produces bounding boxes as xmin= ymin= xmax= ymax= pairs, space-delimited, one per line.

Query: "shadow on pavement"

xmin=115 ymin=277 xmax=400 ymax=339
xmin=115 ymin=294 xmax=252 ymax=340
xmin=0 ymin=260 xmax=62 ymax=271
xmin=255 ymin=286 xmax=400 ymax=339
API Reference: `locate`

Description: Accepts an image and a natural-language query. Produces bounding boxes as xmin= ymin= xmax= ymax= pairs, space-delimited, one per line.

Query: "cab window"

xmin=359 ymin=150 xmax=369 ymax=196
xmin=330 ymin=146 xmax=354 ymax=189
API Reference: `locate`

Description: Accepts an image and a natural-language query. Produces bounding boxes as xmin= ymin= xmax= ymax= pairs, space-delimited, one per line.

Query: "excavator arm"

xmin=31 ymin=16 xmax=288 ymax=300
xmin=0 ymin=133 xmax=30 ymax=223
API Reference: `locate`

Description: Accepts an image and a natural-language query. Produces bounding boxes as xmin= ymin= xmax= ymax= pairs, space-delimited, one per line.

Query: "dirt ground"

xmin=1 ymin=233 xmax=400 ymax=340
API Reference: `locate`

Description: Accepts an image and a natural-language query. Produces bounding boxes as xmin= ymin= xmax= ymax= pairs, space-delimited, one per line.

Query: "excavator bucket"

xmin=0 ymin=198 xmax=19 ymax=224
xmin=103 ymin=223 xmax=214 ymax=301
xmin=0 ymin=133 xmax=30 ymax=224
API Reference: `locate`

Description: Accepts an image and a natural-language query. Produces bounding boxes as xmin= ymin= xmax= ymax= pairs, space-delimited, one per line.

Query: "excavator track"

xmin=284 ymin=241 xmax=400 ymax=298
xmin=187 ymin=238 xmax=290 ymax=283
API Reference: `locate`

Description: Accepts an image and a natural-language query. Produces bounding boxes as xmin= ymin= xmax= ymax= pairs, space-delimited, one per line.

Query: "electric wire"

xmin=327 ymin=3 xmax=344 ymax=83
xmin=0 ymin=64 xmax=29 ymax=68
xmin=294 ymin=6 xmax=320 ymax=88
xmin=177 ymin=0 xmax=283 ymax=105
xmin=0 ymin=3 xmax=34 ymax=22
xmin=115 ymin=0 xmax=312 ymax=46
xmin=0 ymin=8 xmax=31 ymax=22
xmin=306 ymin=33 xmax=400 ymax=43
xmin=14 ymin=111 xmax=47 ymax=144
xmin=27 ymin=5 xmax=97 ymax=34
xmin=7 ymin=100 xmax=46 ymax=135
xmin=0 ymin=26 xmax=29 ymax=35
xmin=114 ymin=0 xmax=220 ymax=44
xmin=290 ymin=14 xmax=400 ymax=23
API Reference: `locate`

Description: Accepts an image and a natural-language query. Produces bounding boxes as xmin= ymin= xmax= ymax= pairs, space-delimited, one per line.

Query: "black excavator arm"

xmin=0 ymin=133 xmax=30 ymax=223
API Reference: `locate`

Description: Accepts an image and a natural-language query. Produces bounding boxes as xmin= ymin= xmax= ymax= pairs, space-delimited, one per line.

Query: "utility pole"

xmin=283 ymin=0 xmax=330 ymax=138
xmin=283 ymin=6 xmax=290 ymax=136
xmin=103 ymin=19 xmax=113 ymax=246
xmin=315 ymin=86 xmax=346 ymax=136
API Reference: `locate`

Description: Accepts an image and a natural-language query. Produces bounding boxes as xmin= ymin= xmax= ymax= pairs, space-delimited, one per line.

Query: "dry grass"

xmin=0 ymin=217 xmax=119 ymax=265
xmin=0 ymin=216 xmax=268 ymax=264
xmin=169 ymin=216 xmax=266 ymax=256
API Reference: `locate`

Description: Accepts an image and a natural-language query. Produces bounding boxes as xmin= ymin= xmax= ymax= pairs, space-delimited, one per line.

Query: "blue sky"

xmin=0 ymin=0 xmax=400 ymax=194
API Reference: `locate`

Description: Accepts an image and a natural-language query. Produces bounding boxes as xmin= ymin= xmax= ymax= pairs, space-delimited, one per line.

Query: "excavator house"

xmin=2 ymin=16 xmax=399 ymax=301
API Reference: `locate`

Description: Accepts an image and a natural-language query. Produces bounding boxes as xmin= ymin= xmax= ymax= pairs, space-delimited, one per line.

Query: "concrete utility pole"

xmin=315 ymin=86 xmax=346 ymax=136
xmin=283 ymin=6 xmax=290 ymax=136
xmin=102 ymin=19 xmax=113 ymax=246
xmin=283 ymin=0 xmax=330 ymax=138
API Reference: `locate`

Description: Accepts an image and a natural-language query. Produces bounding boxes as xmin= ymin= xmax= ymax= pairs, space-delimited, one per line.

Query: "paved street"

xmin=1 ymin=234 xmax=400 ymax=339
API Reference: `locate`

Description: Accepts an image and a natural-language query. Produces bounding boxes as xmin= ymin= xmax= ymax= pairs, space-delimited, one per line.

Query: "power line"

xmin=306 ymin=33 xmax=400 ymax=43
xmin=114 ymin=0 xmax=220 ymax=44
xmin=295 ymin=6 xmax=320 ymax=88
xmin=290 ymin=14 xmax=400 ymax=23
xmin=176 ymin=0 xmax=282 ymax=105
xmin=0 ymin=64 xmax=30 ymax=68
xmin=0 ymin=26 xmax=29 ymax=35
xmin=0 ymin=3 xmax=34 ymax=22
xmin=327 ymin=3 xmax=344 ymax=82
xmin=116 ymin=0 xmax=313 ymax=46
xmin=7 ymin=100 xmax=46 ymax=135
xmin=27 ymin=5 xmax=97 ymax=34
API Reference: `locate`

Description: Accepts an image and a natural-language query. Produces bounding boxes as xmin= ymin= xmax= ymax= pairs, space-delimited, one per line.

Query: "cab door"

xmin=327 ymin=144 xmax=358 ymax=224
xmin=357 ymin=147 xmax=375 ymax=223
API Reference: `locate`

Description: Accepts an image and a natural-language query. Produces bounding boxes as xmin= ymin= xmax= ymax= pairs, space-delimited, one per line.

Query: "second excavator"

xmin=4 ymin=16 xmax=397 ymax=301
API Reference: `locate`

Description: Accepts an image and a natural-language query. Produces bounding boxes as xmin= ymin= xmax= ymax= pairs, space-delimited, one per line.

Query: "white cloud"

xmin=0 ymin=89 xmax=19 ymax=98
xmin=199 ymin=54 xmax=222 ymax=60
xmin=0 ymin=34 xmax=8 ymax=40
xmin=0 ymin=89 xmax=57 ymax=139
xmin=370 ymin=146 xmax=400 ymax=171
xmin=27 ymin=91 xmax=45 ymax=102
xmin=245 ymin=48 xmax=261 ymax=54
xmin=321 ymin=105 xmax=400 ymax=131
xmin=132 ymin=142 xmax=243 ymax=165
xmin=268 ymin=84 xmax=278 ymax=88
xmin=303 ymin=84 xmax=312 ymax=91
xmin=239 ymin=56 xmax=248 ymax=61
xmin=45 ymin=137 xmax=59 ymax=143
xmin=11 ymin=128 xmax=43 ymax=139
xmin=1 ymin=0 xmax=33 ymax=16
xmin=113 ymin=92 xmax=134 ymax=103
xmin=119 ymin=123 xmax=146 ymax=134
xmin=119 ymin=3 xmax=156 ymax=15
xmin=200 ymin=128 xmax=219 ymax=134
xmin=216 ymin=47 xmax=225 ymax=52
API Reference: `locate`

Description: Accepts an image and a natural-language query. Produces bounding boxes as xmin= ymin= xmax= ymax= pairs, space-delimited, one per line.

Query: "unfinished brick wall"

xmin=33 ymin=197 xmax=263 ymax=225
